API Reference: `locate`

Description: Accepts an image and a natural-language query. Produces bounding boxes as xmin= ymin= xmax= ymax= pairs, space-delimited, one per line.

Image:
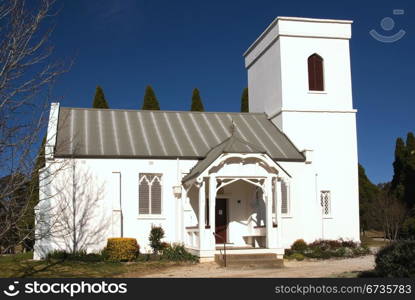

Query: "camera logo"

xmin=370 ymin=9 xmax=406 ymax=43
xmin=3 ymin=281 xmax=20 ymax=297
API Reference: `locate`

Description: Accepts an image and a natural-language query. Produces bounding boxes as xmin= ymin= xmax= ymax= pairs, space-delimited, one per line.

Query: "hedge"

xmin=105 ymin=238 xmax=140 ymax=262
xmin=375 ymin=241 xmax=415 ymax=278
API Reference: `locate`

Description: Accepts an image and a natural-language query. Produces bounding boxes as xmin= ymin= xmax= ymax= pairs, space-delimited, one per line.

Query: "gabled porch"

xmin=180 ymin=135 xmax=290 ymax=262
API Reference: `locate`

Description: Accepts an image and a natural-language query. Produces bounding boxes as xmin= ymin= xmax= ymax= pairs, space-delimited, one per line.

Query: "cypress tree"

xmin=142 ymin=85 xmax=160 ymax=110
xmin=92 ymin=86 xmax=109 ymax=108
xmin=190 ymin=88 xmax=204 ymax=111
xmin=240 ymin=87 xmax=249 ymax=112
xmin=358 ymin=164 xmax=380 ymax=233
xmin=406 ymin=132 xmax=415 ymax=154
xmin=404 ymin=132 xmax=415 ymax=207
xmin=391 ymin=137 xmax=406 ymax=200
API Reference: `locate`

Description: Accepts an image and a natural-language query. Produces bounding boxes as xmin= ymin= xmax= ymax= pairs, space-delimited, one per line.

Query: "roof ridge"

xmin=60 ymin=106 xmax=266 ymax=115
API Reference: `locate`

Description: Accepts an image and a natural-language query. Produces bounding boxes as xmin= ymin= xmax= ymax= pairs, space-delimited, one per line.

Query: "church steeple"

xmin=244 ymin=17 xmax=354 ymax=125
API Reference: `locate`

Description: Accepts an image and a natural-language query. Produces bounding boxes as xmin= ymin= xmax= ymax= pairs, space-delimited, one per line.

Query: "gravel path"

xmin=130 ymin=255 xmax=375 ymax=278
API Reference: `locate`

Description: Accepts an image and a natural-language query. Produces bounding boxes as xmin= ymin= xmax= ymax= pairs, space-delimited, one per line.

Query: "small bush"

xmin=309 ymin=239 xmax=342 ymax=250
xmin=106 ymin=238 xmax=140 ymax=262
xmin=284 ymin=249 xmax=294 ymax=256
xmin=46 ymin=250 xmax=69 ymax=260
xmin=161 ymin=244 xmax=198 ymax=262
xmin=353 ymin=245 xmax=370 ymax=256
xmin=305 ymin=247 xmax=331 ymax=259
xmin=287 ymin=238 xmax=367 ymax=260
xmin=331 ymin=247 xmax=347 ymax=257
xmin=341 ymin=239 xmax=358 ymax=248
xmin=286 ymin=253 xmax=305 ymax=261
xmin=160 ymin=242 xmax=170 ymax=250
xmin=46 ymin=250 xmax=104 ymax=262
xmin=291 ymin=239 xmax=308 ymax=252
xmin=149 ymin=226 xmax=165 ymax=255
xmin=375 ymin=241 xmax=415 ymax=278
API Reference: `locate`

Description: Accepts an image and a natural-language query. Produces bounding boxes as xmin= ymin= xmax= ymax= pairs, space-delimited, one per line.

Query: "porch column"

xmin=208 ymin=175 xmax=216 ymax=249
xmin=180 ymin=186 xmax=188 ymax=243
xmin=275 ymin=178 xmax=283 ymax=248
xmin=198 ymin=179 xmax=206 ymax=250
xmin=265 ymin=176 xmax=277 ymax=248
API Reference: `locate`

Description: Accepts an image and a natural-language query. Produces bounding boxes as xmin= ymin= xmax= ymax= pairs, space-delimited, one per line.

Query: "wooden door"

xmin=215 ymin=199 xmax=227 ymax=243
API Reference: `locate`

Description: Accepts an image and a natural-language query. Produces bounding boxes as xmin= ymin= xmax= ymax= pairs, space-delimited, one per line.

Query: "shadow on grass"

xmin=11 ymin=259 xmax=65 ymax=278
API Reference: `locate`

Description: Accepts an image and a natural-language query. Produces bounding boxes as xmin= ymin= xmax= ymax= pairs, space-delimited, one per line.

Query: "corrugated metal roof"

xmin=54 ymin=107 xmax=305 ymax=161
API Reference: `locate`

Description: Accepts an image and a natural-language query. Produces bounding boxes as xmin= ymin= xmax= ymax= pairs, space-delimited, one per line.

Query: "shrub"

xmin=353 ymin=245 xmax=371 ymax=256
xmin=341 ymin=239 xmax=358 ymax=248
xmin=161 ymin=244 xmax=198 ymax=262
xmin=160 ymin=242 xmax=170 ymax=250
xmin=106 ymin=238 xmax=140 ymax=262
xmin=149 ymin=226 xmax=165 ymax=254
xmin=305 ymin=247 xmax=331 ymax=259
xmin=375 ymin=241 xmax=415 ymax=278
xmin=291 ymin=239 xmax=308 ymax=252
xmin=287 ymin=238 xmax=368 ymax=260
xmin=331 ymin=247 xmax=346 ymax=257
xmin=46 ymin=250 xmax=104 ymax=262
xmin=309 ymin=239 xmax=342 ymax=250
xmin=286 ymin=253 xmax=305 ymax=261
xmin=46 ymin=250 xmax=69 ymax=261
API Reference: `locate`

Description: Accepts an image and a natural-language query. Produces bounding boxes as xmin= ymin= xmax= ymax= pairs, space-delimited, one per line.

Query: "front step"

xmin=214 ymin=253 xmax=284 ymax=269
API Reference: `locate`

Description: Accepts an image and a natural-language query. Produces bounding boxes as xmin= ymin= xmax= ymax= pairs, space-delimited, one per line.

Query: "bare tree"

xmin=0 ymin=0 xmax=70 ymax=254
xmin=372 ymin=190 xmax=408 ymax=241
xmin=34 ymin=159 xmax=110 ymax=256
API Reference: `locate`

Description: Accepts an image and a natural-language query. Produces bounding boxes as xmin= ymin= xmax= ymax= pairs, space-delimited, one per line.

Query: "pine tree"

xmin=142 ymin=85 xmax=160 ymax=110
xmin=92 ymin=86 xmax=109 ymax=108
xmin=190 ymin=88 xmax=204 ymax=111
xmin=240 ymin=87 xmax=249 ymax=112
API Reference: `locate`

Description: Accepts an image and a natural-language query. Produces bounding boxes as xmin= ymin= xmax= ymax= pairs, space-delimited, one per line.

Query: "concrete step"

xmin=214 ymin=253 xmax=284 ymax=268
xmin=215 ymin=246 xmax=254 ymax=250
xmin=220 ymin=253 xmax=278 ymax=261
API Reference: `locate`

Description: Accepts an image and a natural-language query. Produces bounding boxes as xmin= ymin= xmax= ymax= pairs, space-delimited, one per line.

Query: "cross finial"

xmin=230 ymin=119 xmax=236 ymax=136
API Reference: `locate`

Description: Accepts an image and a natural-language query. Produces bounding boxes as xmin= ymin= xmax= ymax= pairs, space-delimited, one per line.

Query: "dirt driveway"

xmin=127 ymin=255 xmax=375 ymax=278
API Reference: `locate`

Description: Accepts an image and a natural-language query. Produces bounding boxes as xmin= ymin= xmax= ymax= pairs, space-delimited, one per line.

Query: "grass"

xmin=0 ymin=252 xmax=194 ymax=278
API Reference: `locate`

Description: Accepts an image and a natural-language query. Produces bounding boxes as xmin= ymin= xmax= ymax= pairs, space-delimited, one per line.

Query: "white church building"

xmin=34 ymin=17 xmax=359 ymax=261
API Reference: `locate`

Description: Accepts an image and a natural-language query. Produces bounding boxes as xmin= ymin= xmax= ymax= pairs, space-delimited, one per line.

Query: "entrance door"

xmin=215 ymin=199 xmax=227 ymax=243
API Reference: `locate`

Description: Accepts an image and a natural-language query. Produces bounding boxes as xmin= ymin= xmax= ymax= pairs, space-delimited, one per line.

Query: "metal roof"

xmin=54 ymin=107 xmax=305 ymax=161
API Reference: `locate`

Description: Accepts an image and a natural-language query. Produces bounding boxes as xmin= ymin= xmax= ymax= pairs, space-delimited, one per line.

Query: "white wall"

xmin=245 ymin=17 xmax=354 ymax=116
xmin=244 ymin=17 xmax=360 ymax=246
xmin=35 ymin=157 xmax=197 ymax=258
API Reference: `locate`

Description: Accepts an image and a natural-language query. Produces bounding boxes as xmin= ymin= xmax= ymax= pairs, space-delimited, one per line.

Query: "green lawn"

xmin=0 ymin=252 xmax=193 ymax=278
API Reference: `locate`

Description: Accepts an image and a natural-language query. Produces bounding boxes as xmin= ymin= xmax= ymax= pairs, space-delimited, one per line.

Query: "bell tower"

xmin=244 ymin=17 xmax=359 ymax=241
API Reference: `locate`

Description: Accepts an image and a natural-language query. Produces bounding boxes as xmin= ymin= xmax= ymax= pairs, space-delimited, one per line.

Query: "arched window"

xmin=308 ymin=54 xmax=324 ymax=91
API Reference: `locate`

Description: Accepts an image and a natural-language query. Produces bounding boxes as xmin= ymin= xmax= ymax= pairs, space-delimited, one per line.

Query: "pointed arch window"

xmin=139 ymin=173 xmax=162 ymax=215
xmin=308 ymin=54 xmax=324 ymax=91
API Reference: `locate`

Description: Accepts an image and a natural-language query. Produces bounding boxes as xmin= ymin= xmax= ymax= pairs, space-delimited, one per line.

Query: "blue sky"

xmin=50 ymin=0 xmax=414 ymax=184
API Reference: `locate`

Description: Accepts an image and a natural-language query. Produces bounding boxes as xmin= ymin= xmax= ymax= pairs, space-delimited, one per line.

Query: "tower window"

xmin=308 ymin=54 xmax=324 ymax=91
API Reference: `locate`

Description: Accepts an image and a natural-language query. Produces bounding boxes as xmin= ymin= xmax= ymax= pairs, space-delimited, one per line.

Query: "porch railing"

xmin=213 ymin=232 xmax=226 ymax=267
xmin=185 ymin=227 xmax=199 ymax=248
